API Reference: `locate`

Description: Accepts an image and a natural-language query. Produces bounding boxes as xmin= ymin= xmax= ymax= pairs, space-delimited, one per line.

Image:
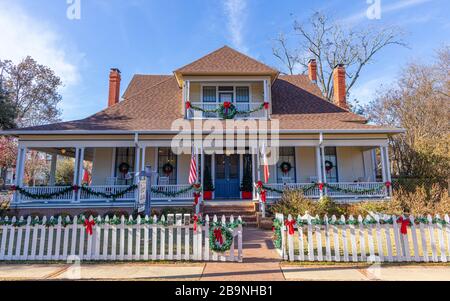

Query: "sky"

xmin=0 ymin=0 xmax=448 ymax=121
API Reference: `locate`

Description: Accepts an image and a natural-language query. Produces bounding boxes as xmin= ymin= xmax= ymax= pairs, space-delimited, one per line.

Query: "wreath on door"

xmin=162 ymin=162 xmax=174 ymax=176
xmin=325 ymin=160 xmax=334 ymax=172
xmin=279 ymin=161 xmax=292 ymax=174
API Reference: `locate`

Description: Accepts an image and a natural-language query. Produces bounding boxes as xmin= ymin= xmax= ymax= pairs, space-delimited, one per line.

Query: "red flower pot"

xmin=203 ymin=191 xmax=213 ymax=200
xmin=241 ymin=191 xmax=252 ymax=199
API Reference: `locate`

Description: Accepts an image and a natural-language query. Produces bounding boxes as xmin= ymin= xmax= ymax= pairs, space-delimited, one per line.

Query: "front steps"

xmin=201 ymin=201 xmax=258 ymax=227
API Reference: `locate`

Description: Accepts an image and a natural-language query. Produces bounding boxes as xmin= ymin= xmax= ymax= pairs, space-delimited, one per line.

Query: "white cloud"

xmin=223 ymin=0 xmax=248 ymax=53
xmin=0 ymin=2 xmax=82 ymax=88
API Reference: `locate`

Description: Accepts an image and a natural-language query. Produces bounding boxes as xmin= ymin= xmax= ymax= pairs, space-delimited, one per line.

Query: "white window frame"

xmin=200 ymin=83 xmax=252 ymax=104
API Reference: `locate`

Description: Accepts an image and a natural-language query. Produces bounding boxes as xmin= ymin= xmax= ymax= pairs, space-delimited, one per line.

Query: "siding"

xmin=91 ymin=148 xmax=113 ymax=185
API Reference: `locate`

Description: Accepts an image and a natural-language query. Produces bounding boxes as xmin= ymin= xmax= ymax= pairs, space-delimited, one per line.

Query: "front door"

xmin=215 ymin=154 xmax=240 ymax=199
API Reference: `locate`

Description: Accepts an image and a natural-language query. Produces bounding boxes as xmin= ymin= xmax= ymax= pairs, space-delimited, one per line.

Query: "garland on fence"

xmin=186 ymin=101 xmax=268 ymax=119
xmin=272 ymin=219 xmax=283 ymax=249
xmin=10 ymin=184 xmax=138 ymax=201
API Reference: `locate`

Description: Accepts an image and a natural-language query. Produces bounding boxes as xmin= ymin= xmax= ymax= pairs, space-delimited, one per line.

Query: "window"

xmin=236 ymin=87 xmax=249 ymax=103
xmin=157 ymin=147 xmax=177 ymax=184
xmin=115 ymin=147 xmax=135 ymax=185
xmin=202 ymin=86 xmax=216 ymax=102
xmin=276 ymin=147 xmax=296 ymax=183
xmin=324 ymin=147 xmax=339 ymax=182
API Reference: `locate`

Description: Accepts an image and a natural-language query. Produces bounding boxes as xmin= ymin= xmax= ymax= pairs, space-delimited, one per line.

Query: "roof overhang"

xmin=173 ymin=71 xmax=280 ymax=87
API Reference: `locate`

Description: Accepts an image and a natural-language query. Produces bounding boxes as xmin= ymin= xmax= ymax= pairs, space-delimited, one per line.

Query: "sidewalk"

xmin=0 ymin=228 xmax=449 ymax=281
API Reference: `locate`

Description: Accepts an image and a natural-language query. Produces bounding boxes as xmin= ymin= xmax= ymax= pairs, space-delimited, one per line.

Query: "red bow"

xmin=285 ymin=220 xmax=296 ymax=235
xmin=318 ymin=183 xmax=324 ymax=191
xmin=257 ymin=180 xmax=263 ymax=188
xmin=263 ymin=102 xmax=269 ymax=110
xmin=193 ymin=192 xmax=201 ymax=206
xmin=185 ymin=101 xmax=191 ymax=109
xmin=193 ymin=214 xmax=199 ymax=232
xmin=73 ymin=185 xmax=79 ymax=192
xmin=397 ymin=216 xmax=410 ymax=235
xmin=84 ymin=219 xmax=95 ymax=235
xmin=260 ymin=190 xmax=266 ymax=203
xmin=223 ymin=101 xmax=231 ymax=109
xmin=385 ymin=181 xmax=391 ymax=188
xmin=213 ymin=228 xmax=223 ymax=245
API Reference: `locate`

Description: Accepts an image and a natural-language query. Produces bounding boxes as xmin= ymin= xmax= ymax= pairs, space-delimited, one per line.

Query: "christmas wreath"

xmin=218 ymin=101 xmax=237 ymax=119
xmin=118 ymin=162 xmax=130 ymax=174
xmin=209 ymin=225 xmax=234 ymax=252
xmin=162 ymin=162 xmax=174 ymax=176
xmin=325 ymin=160 xmax=334 ymax=172
xmin=279 ymin=161 xmax=292 ymax=174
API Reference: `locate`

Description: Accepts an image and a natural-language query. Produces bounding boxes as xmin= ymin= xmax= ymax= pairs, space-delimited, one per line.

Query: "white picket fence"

xmin=275 ymin=213 xmax=450 ymax=263
xmin=0 ymin=214 xmax=243 ymax=262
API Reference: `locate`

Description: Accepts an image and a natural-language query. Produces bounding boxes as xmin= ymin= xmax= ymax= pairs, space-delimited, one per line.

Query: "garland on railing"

xmin=323 ymin=182 xmax=386 ymax=194
xmin=258 ymin=182 xmax=388 ymax=196
xmin=10 ymin=184 xmax=138 ymax=201
xmin=186 ymin=101 xmax=268 ymax=119
xmin=262 ymin=183 xmax=317 ymax=194
xmin=150 ymin=184 xmax=197 ymax=197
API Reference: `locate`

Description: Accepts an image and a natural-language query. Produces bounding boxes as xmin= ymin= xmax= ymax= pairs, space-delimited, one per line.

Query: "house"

xmin=1 ymin=46 xmax=402 ymax=215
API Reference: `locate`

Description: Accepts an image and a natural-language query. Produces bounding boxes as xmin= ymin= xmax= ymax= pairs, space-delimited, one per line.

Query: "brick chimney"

xmin=308 ymin=59 xmax=317 ymax=82
xmin=332 ymin=64 xmax=348 ymax=109
xmin=108 ymin=68 xmax=121 ymax=107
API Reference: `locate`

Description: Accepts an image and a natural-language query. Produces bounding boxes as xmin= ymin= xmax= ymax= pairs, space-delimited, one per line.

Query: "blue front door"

xmin=215 ymin=154 xmax=240 ymax=199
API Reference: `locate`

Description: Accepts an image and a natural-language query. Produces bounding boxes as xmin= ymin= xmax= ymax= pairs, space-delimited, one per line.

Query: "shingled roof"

xmin=5 ymin=46 xmax=401 ymax=134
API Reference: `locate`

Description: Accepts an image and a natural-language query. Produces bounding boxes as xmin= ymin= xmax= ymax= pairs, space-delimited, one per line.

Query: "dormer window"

xmin=201 ymin=85 xmax=250 ymax=103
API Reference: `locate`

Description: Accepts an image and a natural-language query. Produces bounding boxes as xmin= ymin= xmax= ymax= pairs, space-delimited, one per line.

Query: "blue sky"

xmin=0 ymin=0 xmax=448 ymax=121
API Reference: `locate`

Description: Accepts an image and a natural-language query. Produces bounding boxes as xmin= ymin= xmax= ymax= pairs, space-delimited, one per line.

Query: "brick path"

xmin=201 ymin=227 xmax=285 ymax=281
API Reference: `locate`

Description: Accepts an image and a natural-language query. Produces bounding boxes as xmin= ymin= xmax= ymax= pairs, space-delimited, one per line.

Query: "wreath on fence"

xmin=209 ymin=225 xmax=234 ymax=253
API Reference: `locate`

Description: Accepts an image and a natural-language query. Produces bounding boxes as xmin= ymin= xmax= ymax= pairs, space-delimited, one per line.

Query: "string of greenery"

xmin=261 ymin=182 xmax=385 ymax=195
xmin=189 ymin=102 xmax=265 ymax=119
xmin=150 ymin=184 xmax=201 ymax=197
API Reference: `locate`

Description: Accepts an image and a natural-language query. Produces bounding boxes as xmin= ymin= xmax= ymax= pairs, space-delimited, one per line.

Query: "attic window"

xmin=236 ymin=86 xmax=249 ymax=102
xmin=202 ymin=86 xmax=216 ymax=102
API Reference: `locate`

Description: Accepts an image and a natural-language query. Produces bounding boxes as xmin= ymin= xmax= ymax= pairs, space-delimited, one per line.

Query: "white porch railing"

xmin=264 ymin=183 xmax=320 ymax=199
xmin=19 ymin=186 xmax=73 ymax=202
xmin=79 ymin=185 xmax=135 ymax=201
xmin=150 ymin=184 xmax=194 ymax=200
xmin=325 ymin=182 xmax=387 ymax=198
xmin=188 ymin=102 xmax=267 ymax=119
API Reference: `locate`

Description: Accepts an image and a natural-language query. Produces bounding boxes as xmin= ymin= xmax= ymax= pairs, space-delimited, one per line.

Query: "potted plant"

xmin=203 ymin=165 xmax=214 ymax=200
xmin=240 ymin=158 xmax=253 ymax=199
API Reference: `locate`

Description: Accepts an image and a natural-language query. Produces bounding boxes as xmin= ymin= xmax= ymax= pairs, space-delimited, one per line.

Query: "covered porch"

xmin=11 ymin=135 xmax=392 ymax=209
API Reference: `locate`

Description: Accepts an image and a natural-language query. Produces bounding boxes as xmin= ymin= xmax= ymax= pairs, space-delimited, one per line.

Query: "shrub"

xmin=270 ymin=189 xmax=316 ymax=216
xmin=82 ymin=210 xmax=99 ymax=217
xmin=315 ymin=196 xmax=345 ymax=216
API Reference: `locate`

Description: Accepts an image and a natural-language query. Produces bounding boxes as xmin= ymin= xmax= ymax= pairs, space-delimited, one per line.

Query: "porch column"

xmin=49 ymin=154 xmax=57 ymax=186
xmin=154 ymin=147 xmax=158 ymax=185
xmin=251 ymin=151 xmax=256 ymax=199
xmin=200 ymin=146 xmax=204 ymax=205
xmin=315 ymin=146 xmax=323 ymax=198
xmin=380 ymin=145 xmax=387 ymax=183
xmin=263 ymin=79 xmax=269 ymax=119
xmin=320 ymin=146 xmax=327 ymax=197
xmin=140 ymin=146 xmax=146 ymax=172
xmin=13 ymin=147 xmax=26 ymax=204
xmin=383 ymin=146 xmax=392 ymax=196
xmin=72 ymin=148 xmax=80 ymax=202
xmin=76 ymin=148 xmax=85 ymax=200
xmin=211 ymin=153 xmax=215 ymax=199
xmin=134 ymin=146 xmax=141 ymax=204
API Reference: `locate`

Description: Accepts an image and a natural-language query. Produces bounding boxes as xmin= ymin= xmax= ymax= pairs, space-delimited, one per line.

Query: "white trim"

xmin=200 ymin=83 xmax=252 ymax=104
xmin=111 ymin=147 xmax=117 ymax=177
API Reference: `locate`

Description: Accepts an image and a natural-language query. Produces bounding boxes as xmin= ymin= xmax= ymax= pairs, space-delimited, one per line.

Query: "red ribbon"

xmin=397 ymin=216 xmax=410 ymax=235
xmin=263 ymin=102 xmax=269 ymax=110
xmin=84 ymin=219 xmax=95 ymax=235
xmin=185 ymin=101 xmax=191 ymax=109
xmin=73 ymin=185 xmax=79 ymax=192
xmin=318 ymin=183 xmax=324 ymax=191
xmin=385 ymin=181 xmax=391 ymax=188
xmin=223 ymin=101 xmax=231 ymax=116
xmin=285 ymin=220 xmax=296 ymax=235
xmin=213 ymin=228 xmax=223 ymax=245
xmin=256 ymin=181 xmax=266 ymax=203
xmin=193 ymin=192 xmax=201 ymax=206
xmin=193 ymin=214 xmax=198 ymax=232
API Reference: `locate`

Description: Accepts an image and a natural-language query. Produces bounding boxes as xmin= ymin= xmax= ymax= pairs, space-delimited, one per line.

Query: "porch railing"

xmin=264 ymin=183 xmax=320 ymax=199
xmin=187 ymin=102 xmax=267 ymax=119
xmin=79 ymin=185 xmax=135 ymax=201
xmin=19 ymin=186 xmax=73 ymax=202
xmin=325 ymin=182 xmax=387 ymax=198
xmin=150 ymin=184 xmax=194 ymax=200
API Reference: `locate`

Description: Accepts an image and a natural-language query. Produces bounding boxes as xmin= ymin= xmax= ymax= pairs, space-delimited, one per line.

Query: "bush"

xmin=82 ymin=210 xmax=99 ymax=217
xmin=270 ymin=189 xmax=317 ymax=216
xmin=315 ymin=196 xmax=345 ymax=216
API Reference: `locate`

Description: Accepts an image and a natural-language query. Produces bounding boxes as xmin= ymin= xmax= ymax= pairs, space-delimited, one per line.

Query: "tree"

xmin=0 ymin=88 xmax=16 ymax=130
xmin=366 ymin=47 xmax=450 ymax=181
xmin=0 ymin=137 xmax=17 ymax=189
xmin=0 ymin=57 xmax=62 ymax=127
xmin=23 ymin=151 xmax=49 ymax=186
xmin=55 ymin=157 xmax=75 ymax=185
xmin=272 ymin=11 xmax=406 ymax=101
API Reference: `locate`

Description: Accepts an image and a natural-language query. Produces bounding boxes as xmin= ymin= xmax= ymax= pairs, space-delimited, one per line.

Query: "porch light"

xmin=60 ymin=148 xmax=66 ymax=155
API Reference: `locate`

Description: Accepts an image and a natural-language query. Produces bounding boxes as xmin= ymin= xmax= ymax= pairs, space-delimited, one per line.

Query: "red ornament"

xmin=185 ymin=101 xmax=191 ymax=109
xmin=263 ymin=102 xmax=269 ymax=110
xmin=284 ymin=220 xmax=296 ymax=235
xmin=318 ymin=183 xmax=324 ymax=191
xmin=84 ymin=219 xmax=95 ymax=235
xmin=397 ymin=216 xmax=410 ymax=235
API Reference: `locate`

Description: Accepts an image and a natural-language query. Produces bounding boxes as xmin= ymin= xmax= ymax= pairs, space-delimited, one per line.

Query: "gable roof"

xmin=6 ymin=74 xmax=400 ymax=134
xmin=174 ymin=46 xmax=279 ymax=83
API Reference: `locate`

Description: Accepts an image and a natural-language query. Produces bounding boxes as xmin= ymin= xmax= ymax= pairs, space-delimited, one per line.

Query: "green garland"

xmin=150 ymin=184 xmax=201 ymax=198
xmin=209 ymin=225 xmax=234 ymax=253
xmin=189 ymin=102 xmax=265 ymax=119
xmin=12 ymin=184 xmax=138 ymax=201
xmin=272 ymin=219 xmax=283 ymax=249
xmin=323 ymin=183 xmax=385 ymax=194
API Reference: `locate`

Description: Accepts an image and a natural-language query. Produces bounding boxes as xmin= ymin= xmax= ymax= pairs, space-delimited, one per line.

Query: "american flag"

xmin=188 ymin=149 xmax=198 ymax=184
